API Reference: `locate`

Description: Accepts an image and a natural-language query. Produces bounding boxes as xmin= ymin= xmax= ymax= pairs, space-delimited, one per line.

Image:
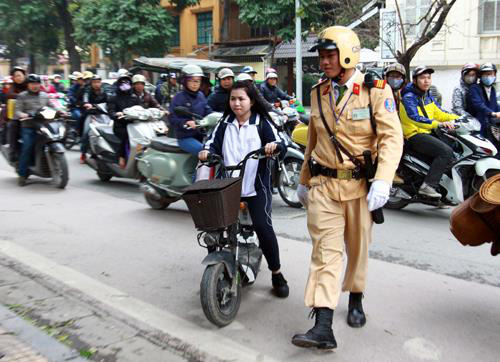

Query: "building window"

xmin=197 ymin=11 xmax=212 ymax=45
xmin=479 ymin=0 xmax=500 ymax=33
xmin=403 ymin=0 xmax=431 ymax=37
xmin=250 ymin=25 xmax=270 ymax=38
xmin=170 ymin=16 xmax=180 ymax=47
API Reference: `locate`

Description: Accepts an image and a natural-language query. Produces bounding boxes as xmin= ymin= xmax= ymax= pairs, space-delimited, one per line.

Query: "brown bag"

xmin=450 ymin=174 xmax=500 ymax=255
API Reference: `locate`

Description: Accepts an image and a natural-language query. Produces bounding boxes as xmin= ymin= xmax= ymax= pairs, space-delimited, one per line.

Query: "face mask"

xmin=481 ymin=76 xmax=496 ymax=86
xmin=464 ymin=75 xmax=477 ymax=85
xmin=388 ymin=78 xmax=404 ymax=90
xmin=119 ymin=82 xmax=131 ymax=91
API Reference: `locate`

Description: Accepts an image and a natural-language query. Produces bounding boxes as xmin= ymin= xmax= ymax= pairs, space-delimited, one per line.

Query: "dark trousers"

xmin=113 ymin=124 xmax=128 ymax=159
xmin=242 ymin=187 xmax=281 ymax=271
xmin=18 ymin=127 xmax=36 ymax=177
xmin=7 ymin=120 xmax=20 ymax=160
xmin=408 ymin=133 xmax=454 ymax=187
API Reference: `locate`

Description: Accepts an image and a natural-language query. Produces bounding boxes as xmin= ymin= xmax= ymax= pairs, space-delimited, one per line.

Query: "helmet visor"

xmin=309 ymin=38 xmax=338 ymax=52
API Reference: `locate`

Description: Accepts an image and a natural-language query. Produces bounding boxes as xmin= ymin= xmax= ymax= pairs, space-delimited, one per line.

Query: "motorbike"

xmin=487 ymin=118 xmax=500 ymax=159
xmin=181 ymin=147 xmax=276 ymax=327
xmin=86 ymin=105 xmax=167 ymax=182
xmin=270 ymin=107 xmax=305 ymax=208
xmin=0 ymin=107 xmax=69 ymax=189
xmin=137 ymin=107 xmax=222 ymax=209
xmin=386 ymin=117 xmax=500 ymax=209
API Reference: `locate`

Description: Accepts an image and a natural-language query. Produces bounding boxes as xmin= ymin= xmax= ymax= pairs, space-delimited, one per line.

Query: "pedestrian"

xmin=292 ymin=26 xmax=403 ymax=350
xmin=200 ymin=80 xmax=289 ymax=298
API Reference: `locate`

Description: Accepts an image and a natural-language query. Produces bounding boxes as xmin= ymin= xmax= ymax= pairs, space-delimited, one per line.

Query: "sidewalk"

xmin=0 ymin=304 xmax=85 ymax=362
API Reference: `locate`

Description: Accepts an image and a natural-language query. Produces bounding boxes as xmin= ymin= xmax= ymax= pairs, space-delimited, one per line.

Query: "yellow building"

xmin=161 ymin=0 xmax=222 ymax=58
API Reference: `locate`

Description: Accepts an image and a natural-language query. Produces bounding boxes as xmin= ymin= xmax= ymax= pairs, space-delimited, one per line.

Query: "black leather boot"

xmin=292 ymin=308 xmax=337 ymax=349
xmin=347 ymin=292 xmax=366 ymax=328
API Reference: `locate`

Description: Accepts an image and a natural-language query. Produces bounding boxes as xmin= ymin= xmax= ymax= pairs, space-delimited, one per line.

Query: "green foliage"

xmin=235 ymin=0 xmax=323 ymax=42
xmin=74 ymin=0 xmax=175 ymax=65
xmin=0 ymin=0 xmax=61 ymax=63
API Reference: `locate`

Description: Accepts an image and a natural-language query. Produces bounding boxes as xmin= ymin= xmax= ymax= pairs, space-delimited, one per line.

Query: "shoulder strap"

xmin=316 ymin=86 xmax=362 ymax=167
xmin=417 ymin=96 xmax=430 ymax=119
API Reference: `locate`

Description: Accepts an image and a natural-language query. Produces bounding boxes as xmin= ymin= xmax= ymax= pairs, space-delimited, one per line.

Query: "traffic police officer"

xmin=292 ymin=26 xmax=403 ymax=349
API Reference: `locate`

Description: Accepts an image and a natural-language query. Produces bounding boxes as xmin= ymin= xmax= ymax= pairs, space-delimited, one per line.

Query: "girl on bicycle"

xmin=199 ymin=81 xmax=289 ymax=298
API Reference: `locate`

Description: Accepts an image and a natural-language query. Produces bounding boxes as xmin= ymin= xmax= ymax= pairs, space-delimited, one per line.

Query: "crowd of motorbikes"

xmin=0 ymin=66 xmax=499 ymax=329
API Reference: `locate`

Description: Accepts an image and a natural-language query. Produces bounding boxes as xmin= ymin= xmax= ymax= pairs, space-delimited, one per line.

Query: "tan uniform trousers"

xmin=304 ymin=182 xmax=372 ymax=310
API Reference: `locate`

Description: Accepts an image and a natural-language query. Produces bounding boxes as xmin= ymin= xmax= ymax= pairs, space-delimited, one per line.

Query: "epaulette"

xmin=373 ymin=79 xmax=387 ymax=89
xmin=363 ymin=73 xmax=387 ymax=91
xmin=312 ymin=77 xmax=329 ymax=90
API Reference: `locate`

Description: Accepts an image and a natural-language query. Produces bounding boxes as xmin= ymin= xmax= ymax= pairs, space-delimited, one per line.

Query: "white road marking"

xmin=0 ymin=239 xmax=276 ymax=362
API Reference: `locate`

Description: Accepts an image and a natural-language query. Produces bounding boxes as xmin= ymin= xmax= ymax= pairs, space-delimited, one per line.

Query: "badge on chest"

xmin=351 ymin=107 xmax=370 ymax=120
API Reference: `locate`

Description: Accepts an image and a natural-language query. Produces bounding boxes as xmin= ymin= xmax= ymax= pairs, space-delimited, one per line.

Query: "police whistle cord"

xmin=316 ymin=85 xmax=385 ymax=224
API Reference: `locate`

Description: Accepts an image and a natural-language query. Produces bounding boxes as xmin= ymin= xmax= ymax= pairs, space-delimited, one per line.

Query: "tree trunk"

xmin=270 ymin=34 xmax=278 ymax=67
xmin=53 ymin=0 xmax=82 ymax=72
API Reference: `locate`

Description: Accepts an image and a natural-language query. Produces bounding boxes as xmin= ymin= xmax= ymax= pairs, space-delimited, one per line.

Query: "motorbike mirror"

xmin=173 ymin=106 xmax=202 ymax=120
xmin=39 ymin=107 xmax=57 ymax=120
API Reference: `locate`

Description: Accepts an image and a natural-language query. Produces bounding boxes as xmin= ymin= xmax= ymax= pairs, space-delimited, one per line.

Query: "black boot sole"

xmin=292 ymin=337 xmax=337 ymax=350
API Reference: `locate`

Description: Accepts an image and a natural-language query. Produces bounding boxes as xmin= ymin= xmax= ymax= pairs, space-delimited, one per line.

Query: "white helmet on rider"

xmin=182 ymin=64 xmax=204 ymax=77
xmin=235 ymin=73 xmax=253 ymax=82
xmin=132 ymin=74 xmax=146 ymax=84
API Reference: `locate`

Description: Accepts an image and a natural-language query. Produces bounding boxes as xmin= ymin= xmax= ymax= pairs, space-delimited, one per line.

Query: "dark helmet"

xmin=160 ymin=73 xmax=168 ymax=80
xmin=91 ymin=75 xmax=102 ymax=81
xmin=479 ymin=62 xmax=497 ymax=74
xmin=10 ymin=66 xmax=26 ymax=76
xmin=412 ymin=65 xmax=434 ymax=80
xmin=27 ymin=74 xmax=41 ymax=83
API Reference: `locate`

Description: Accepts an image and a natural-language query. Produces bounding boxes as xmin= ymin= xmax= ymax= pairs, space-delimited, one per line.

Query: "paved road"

xmin=10 ymin=150 xmax=496 ymax=287
xmin=0 ymin=150 xmax=498 ymax=361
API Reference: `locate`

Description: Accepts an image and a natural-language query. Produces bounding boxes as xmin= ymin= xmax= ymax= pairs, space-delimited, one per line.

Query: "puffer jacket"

xmin=468 ymin=83 xmax=499 ymax=136
xmin=169 ymin=89 xmax=212 ymax=139
xmin=451 ymin=79 xmax=473 ymax=117
xmin=399 ymin=83 xmax=458 ymax=139
xmin=207 ymin=85 xmax=230 ymax=112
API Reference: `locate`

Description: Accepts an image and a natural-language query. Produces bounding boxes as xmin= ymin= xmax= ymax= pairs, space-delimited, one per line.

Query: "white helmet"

xmin=132 ymin=74 xmax=146 ymax=84
xmin=236 ymin=73 xmax=253 ymax=82
xmin=182 ymin=64 xmax=204 ymax=77
xmin=118 ymin=68 xmax=129 ymax=76
xmin=217 ymin=68 xmax=234 ymax=79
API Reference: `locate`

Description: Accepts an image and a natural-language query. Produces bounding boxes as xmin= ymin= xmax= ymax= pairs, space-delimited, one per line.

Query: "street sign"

xmin=379 ymin=9 xmax=399 ymax=61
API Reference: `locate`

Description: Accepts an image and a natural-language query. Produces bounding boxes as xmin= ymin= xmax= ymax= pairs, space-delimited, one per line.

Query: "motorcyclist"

xmin=131 ymin=74 xmax=160 ymax=109
xmin=452 ymin=63 xmax=479 ymax=117
xmin=80 ymin=75 xmax=108 ymax=163
xmin=41 ymin=76 xmax=57 ymax=94
xmin=51 ymin=74 xmax=66 ymax=93
xmin=169 ymin=64 xmax=212 ymax=156
xmin=2 ymin=67 xmax=27 ymax=162
xmin=14 ymin=74 xmax=51 ymax=186
xmin=107 ymin=74 xmax=139 ymax=169
xmin=384 ymin=63 xmax=406 ymax=111
xmin=154 ymin=73 xmax=168 ymax=104
xmin=399 ymin=65 xmax=459 ymax=198
xmin=259 ymin=71 xmax=292 ymax=104
xmin=207 ymin=68 xmax=234 ymax=112
xmin=67 ymin=72 xmax=85 ymax=134
xmin=242 ymin=65 xmax=258 ymax=81
xmin=160 ymin=73 xmax=178 ymax=106
xmin=468 ymin=62 xmax=500 ymax=139
xmin=199 ymin=80 xmax=289 ymax=298
xmin=112 ymin=69 xmax=130 ymax=95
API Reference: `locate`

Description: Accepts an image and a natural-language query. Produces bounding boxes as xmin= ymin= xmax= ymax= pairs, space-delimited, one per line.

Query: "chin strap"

xmin=332 ymin=68 xmax=346 ymax=83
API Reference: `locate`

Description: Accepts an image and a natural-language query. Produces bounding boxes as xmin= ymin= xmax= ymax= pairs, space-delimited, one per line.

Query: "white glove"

xmin=297 ymin=184 xmax=309 ymax=208
xmin=366 ymin=180 xmax=391 ymax=212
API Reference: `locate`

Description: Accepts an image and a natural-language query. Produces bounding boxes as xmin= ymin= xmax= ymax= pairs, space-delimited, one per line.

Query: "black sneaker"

xmin=272 ymin=272 xmax=289 ymax=298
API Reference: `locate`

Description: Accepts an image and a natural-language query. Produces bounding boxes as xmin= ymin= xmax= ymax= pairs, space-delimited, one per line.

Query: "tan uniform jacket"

xmin=299 ymin=71 xmax=403 ymax=201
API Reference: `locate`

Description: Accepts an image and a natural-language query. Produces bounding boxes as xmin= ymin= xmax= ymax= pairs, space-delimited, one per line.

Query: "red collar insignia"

xmin=353 ymin=83 xmax=360 ymax=95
